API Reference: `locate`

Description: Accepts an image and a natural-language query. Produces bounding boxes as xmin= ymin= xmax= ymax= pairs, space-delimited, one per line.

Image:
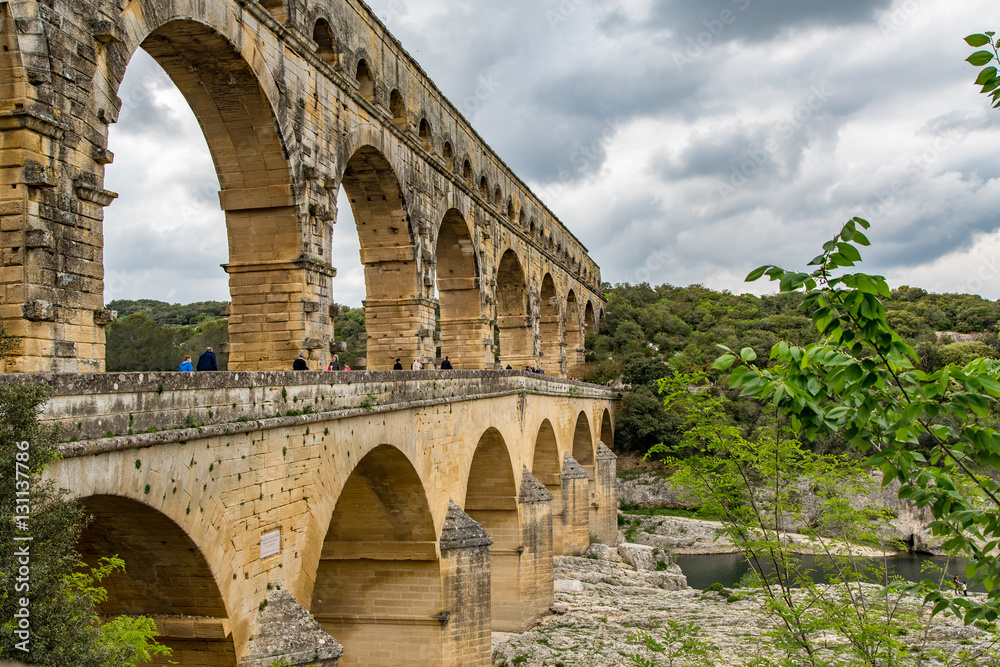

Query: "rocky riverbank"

xmin=618 ymin=470 xmax=944 ymax=554
xmin=491 ymin=551 xmax=1000 ymax=666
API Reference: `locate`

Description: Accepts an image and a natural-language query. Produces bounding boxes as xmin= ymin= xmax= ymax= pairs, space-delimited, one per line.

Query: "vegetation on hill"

xmin=582 ymin=280 xmax=1000 ymax=454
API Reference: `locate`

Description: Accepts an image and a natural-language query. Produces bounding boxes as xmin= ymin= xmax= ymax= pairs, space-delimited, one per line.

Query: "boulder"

xmin=618 ymin=543 xmax=657 ymax=571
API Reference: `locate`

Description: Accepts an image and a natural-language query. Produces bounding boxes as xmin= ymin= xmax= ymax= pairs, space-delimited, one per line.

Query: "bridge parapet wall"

xmin=0 ymin=370 xmax=619 ymax=444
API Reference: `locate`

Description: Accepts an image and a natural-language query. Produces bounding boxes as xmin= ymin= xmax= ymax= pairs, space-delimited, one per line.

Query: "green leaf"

xmin=713 ymin=355 xmax=736 ymax=371
xmin=745 ymin=265 xmax=769 ymax=282
xmin=966 ymin=34 xmax=992 ymax=47
xmin=740 ymin=347 xmax=757 ymax=363
xmin=968 ymin=51 xmax=995 ymax=67
xmin=977 ymin=66 xmax=999 ymax=85
xmin=837 ymin=242 xmax=862 ymax=262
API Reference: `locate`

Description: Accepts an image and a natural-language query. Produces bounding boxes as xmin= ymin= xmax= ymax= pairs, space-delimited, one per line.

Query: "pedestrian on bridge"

xmin=197 ymin=347 xmax=217 ymax=371
xmin=293 ymin=352 xmax=308 ymax=370
xmin=440 ymin=356 xmax=453 ymax=370
xmin=411 ymin=358 xmax=423 ymax=370
xmin=393 ymin=358 xmax=403 ymax=370
xmin=179 ymin=355 xmax=193 ymax=372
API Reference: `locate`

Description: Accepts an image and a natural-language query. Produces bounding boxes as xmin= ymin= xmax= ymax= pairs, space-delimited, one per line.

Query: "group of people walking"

xmin=178 ymin=347 xmax=218 ymax=372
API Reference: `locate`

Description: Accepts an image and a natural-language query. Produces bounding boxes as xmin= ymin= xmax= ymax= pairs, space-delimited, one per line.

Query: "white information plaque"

xmin=260 ymin=530 xmax=281 ymax=559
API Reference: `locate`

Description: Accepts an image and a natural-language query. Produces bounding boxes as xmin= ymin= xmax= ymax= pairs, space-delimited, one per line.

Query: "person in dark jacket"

xmin=197 ymin=347 xmax=218 ymax=371
xmin=440 ymin=356 xmax=453 ymax=370
xmin=393 ymin=358 xmax=403 ymax=370
xmin=293 ymin=352 xmax=308 ymax=370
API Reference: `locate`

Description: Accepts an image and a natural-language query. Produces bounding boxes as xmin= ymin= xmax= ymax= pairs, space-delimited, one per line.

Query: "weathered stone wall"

xmin=0 ymin=0 xmax=605 ymax=374
xmin=39 ymin=374 xmax=617 ymax=666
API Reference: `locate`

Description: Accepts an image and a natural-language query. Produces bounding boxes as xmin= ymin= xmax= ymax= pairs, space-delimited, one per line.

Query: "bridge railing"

xmin=0 ymin=371 xmax=620 ymax=451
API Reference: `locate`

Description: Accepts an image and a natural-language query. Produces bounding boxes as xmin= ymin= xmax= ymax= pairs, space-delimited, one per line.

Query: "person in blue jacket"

xmin=197 ymin=347 xmax=218 ymax=371
xmin=178 ymin=355 xmax=194 ymax=372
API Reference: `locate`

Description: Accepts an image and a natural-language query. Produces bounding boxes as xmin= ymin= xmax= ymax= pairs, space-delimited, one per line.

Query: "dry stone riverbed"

xmin=490 ymin=515 xmax=1000 ymax=666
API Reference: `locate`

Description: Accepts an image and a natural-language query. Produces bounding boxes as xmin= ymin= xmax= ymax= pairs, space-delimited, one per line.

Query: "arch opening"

xmin=106 ymin=19 xmax=308 ymax=372
xmin=419 ymin=118 xmax=433 ymax=152
xmin=435 ymin=210 xmax=486 ymax=369
xmin=532 ymin=419 xmax=564 ymax=554
xmin=313 ymin=19 xmax=337 ymax=65
xmin=356 ymin=60 xmax=375 ymax=101
xmin=565 ymin=290 xmax=584 ymax=376
xmin=601 ymin=408 xmax=614 ymax=448
xmin=495 ymin=250 xmax=534 ymax=369
xmin=465 ymin=428 xmax=520 ymax=630
xmin=339 ymin=146 xmax=431 ymax=369
xmin=389 ymin=90 xmax=407 ymax=130
xmin=572 ymin=411 xmax=595 ymax=466
xmin=443 ymin=141 xmax=454 ymax=171
xmin=538 ymin=274 xmax=562 ymax=376
xmin=77 ymin=495 xmax=235 ymax=665
xmin=463 ymin=159 xmax=473 ymax=185
xmin=311 ymin=445 xmax=443 ymax=666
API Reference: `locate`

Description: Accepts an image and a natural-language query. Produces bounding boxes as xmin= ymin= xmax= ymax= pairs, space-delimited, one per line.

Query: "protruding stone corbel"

xmin=23 ymin=161 xmax=56 ymax=188
xmin=90 ymin=19 xmax=120 ymax=44
xmin=303 ymin=338 xmax=323 ymax=350
xmin=329 ymin=341 xmax=347 ymax=353
xmin=91 ymin=146 xmax=115 ymax=165
xmin=93 ymin=309 xmax=117 ymax=326
xmin=74 ymin=175 xmax=118 ymax=206
xmin=24 ymin=229 xmax=54 ymax=250
xmin=22 ymin=300 xmax=54 ymax=322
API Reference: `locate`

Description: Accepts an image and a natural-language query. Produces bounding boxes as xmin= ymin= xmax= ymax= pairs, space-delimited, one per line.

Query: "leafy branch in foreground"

xmin=966 ymin=32 xmax=1000 ymax=108
xmin=717 ymin=217 xmax=1000 ymax=626
xmin=649 ymin=371 xmax=955 ymax=666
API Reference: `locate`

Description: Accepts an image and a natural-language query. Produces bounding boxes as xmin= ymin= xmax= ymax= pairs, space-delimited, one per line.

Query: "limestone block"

xmin=583 ymin=544 xmax=622 ymax=563
xmin=617 ymin=543 xmax=657 ymax=571
xmin=554 ymin=578 xmax=584 ymax=593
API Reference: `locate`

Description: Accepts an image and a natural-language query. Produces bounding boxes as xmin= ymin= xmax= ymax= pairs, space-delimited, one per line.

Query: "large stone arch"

xmin=538 ymin=274 xmax=563 ymax=376
xmin=311 ymin=444 xmax=445 ymax=667
xmin=601 ymin=407 xmax=615 ymax=448
xmin=464 ymin=427 xmax=521 ymax=630
xmin=337 ymin=141 xmax=433 ymax=369
xmin=532 ymin=419 xmax=565 ymax=554
xmin=496 ymin=249 xmax=534 ymax=369
xmin=434 ymin=209 xmax=488 ymax=368
xmin=565 ymin=289 xmax=584 ymax=375
xmin=572 ymin=410 xmax=595 ymax=466
xmin=585 ymin=300 xmax=598 ymax=334
xmin=107 ymin=4 xmax=326 ymax=373
xmin=77 ymin=494 xmax=236 ymax=666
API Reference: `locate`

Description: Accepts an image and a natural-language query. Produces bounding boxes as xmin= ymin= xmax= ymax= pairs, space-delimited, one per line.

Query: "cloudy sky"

xmin=104 ymin=0 xmax=1000 ymax=307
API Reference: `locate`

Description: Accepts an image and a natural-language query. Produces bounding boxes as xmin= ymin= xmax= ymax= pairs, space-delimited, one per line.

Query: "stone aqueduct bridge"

xmin=32 ymin=370 xmax=619 ymax=666
xmin=0 ymin=0 xmax=606 ymax=375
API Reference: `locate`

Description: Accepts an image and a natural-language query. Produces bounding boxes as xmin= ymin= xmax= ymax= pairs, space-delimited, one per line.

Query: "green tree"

xmin=720 ymin=218 xmax=1000 ymax=625
xmin=0 ymin=378 xmax=169 ymax=664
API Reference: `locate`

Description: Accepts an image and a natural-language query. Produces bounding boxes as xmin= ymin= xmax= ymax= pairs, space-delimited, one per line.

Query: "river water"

xmin=674 ymin=552 xmax=984 ymax=592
